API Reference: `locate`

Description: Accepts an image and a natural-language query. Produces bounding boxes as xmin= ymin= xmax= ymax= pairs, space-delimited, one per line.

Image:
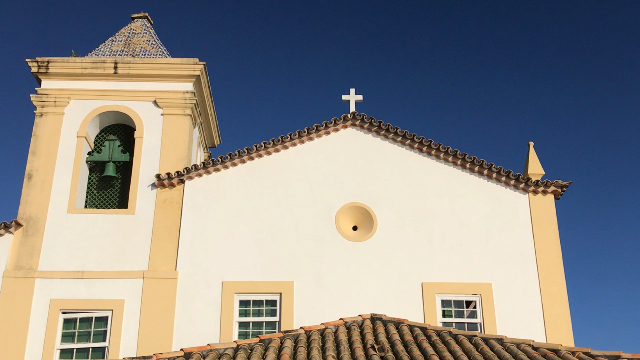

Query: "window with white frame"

xmin=234 ymin=294 xmax=280 ymax=340
xmin=56 ymin=311 xmax=111 ymax=360
xmin=436 ymin=294 xmax=483 ymax=332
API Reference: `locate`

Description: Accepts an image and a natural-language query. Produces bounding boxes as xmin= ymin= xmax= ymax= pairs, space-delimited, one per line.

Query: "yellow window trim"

xmin=422 ymin=282 xmax=497 ymax=335
xmin=220 ymin=281 xmax=294 ymax=343
xmin=42 ymin=299 xmax=125 ymax=360
xmin=67 ymin=105 xmax=145 ymax=215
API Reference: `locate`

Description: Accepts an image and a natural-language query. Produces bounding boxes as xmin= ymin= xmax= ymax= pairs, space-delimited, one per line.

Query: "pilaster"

xmin=0 ymin=95 xmax=70 ymax=359
xmin=136 ymin=98 xmax=196 ymax=355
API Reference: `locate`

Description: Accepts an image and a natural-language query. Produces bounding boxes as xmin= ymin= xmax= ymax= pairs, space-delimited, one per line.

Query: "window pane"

xmin=454 ymin=310 xmax=465 ymax=318
xmin=265 ymin=322 xmax=278 ymax=331
xmin=265 ymin=300 xmax=277 ymax=308
xmin=442 ymin=322 xmax=453 ymax=328
xmin=239 ymin=300 xmax=251 ymax=309
xmin=252 ymin=300 xmax=264 ymax=308
xmin=59 ymin=349 xmax=74 ymax=359
xmin=252 ymin=309 xmax=264 ymax=317
xmin=454 ymin=323 xmax=465 ymax=330
xmin=92 ymin=329 xmax=107 ymax=343
xmin=238 ymin=309 xmax=250 ymax=317
xmin=94 ymin=317 xmax=108 ymax=329
xmin=453 ymin=300 xmax=464 ymax=309
xmin=75 ymin=347 xmax=90 ymax=359
xmin=63 ymin=318 xmax=77 ymax=331
xmin=77 ymin=330 xmax=91 ymax=343
xmin=238 ymin=331 xmax=250 ymax=340
xmin=253 ymin=322 xmax=264 ymax=330
xmin=467 ymin=323 xmax=479 ymax=332
xmin=465 ymin=300 xmax=476 ymax=309
xmin=238 ymin=322 xmax=250 ymax=331
xmin=61 ymin=332 xmax=76 ymax=344
xmin=250 ymin=331 xmax=261 ymax=338
xmin=442 ymin=310 xmax=453 ymax=318
xmin=90 ymin=347 xmax=107 ymax=359
xmin=466 ymin=310 xmax=477 ymax=319
xmin=78 ymin=317 xmax=93 ymax=330
xmin=441 ymin=300 xmax=452 ymax=309
xmin=265 ymin=308 xmax=277 ymax=317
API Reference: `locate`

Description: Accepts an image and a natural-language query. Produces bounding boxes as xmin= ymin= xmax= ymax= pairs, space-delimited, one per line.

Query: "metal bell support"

xmin=86 ymin=135 xmax=131 ymax=179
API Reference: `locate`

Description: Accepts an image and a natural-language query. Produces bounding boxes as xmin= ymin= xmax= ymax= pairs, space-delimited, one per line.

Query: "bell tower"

xmin=0 ymin=13 xmax=220 ymax=358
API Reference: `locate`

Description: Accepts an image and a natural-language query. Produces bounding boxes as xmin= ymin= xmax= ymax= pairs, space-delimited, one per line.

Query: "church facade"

xmin=0 ymin=14 xmax=574 ymax=360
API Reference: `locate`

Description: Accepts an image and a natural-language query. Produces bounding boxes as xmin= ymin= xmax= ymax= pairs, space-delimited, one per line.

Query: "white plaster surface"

xmin=40 ymin=80 xmax=193 ymax=91
xmin=25 ymin=278 xmax=143 ymax=360
xmin=39 ymin=100 xmax=163 ymax=271
xmin=174 ymin=128 xmax=546 ymax=348
xmin=0 ymin=233 xmax=12 ymax=292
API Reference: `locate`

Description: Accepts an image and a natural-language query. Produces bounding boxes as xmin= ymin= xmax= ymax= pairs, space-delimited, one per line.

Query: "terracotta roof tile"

xmin=154 ymin=113 xmax=571 ymax=199
xmin=0 ymin=219 xmax=21 ymax=237
xmin=121 ymin=314 xmax=629 ymax=360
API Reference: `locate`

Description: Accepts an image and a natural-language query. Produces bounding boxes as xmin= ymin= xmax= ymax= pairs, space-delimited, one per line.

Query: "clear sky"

xmin=1 ymin=1 xmax=639 ymax=353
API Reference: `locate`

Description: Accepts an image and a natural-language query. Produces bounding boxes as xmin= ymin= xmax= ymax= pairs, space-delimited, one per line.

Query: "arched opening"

xmin=78 ymin=111 xmax=137 ymax=209
xmin=84 ymin=123 xmax=135 ymax=209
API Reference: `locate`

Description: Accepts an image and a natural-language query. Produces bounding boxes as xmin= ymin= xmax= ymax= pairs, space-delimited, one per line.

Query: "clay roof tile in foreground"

xmin=155 ymin=113 xmax=571 ymax=199
xmin=117 ymin=314 xmax=638 ymax=360
xmin=0 ymin=219 xmax=22 ymax=237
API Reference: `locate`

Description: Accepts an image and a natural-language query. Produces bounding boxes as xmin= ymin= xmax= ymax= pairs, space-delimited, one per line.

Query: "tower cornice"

xmin=26 ymin=57 xmax=220 ymax=147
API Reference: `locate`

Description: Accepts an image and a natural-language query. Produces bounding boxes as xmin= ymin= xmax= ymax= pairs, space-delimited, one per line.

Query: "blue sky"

xmin=1 ymin=1 xmax=639 ymax=353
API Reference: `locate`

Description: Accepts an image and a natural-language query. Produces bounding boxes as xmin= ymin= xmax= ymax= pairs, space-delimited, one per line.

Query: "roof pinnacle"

xmin=131 ymin=12 xmax=153 ymax=25
xmin=524 ymin=141 xmax=545 ymax=181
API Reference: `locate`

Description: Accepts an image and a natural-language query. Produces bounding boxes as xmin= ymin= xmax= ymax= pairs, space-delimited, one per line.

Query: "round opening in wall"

xmin=335 ymin=202 xmax=377 ymax=242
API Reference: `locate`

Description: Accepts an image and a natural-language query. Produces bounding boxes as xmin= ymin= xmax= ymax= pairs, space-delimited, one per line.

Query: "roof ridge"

xmin=119 ymin=313 xmax=635 ymax=360
xmin=0 ymin=219 xmax=22 ymax=237
xmin=154 ymin=112 xmax=572 ymax=199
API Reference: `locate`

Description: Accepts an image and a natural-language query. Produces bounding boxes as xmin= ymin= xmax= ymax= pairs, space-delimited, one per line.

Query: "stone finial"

xmin=524 ymin=142 xmax=545 ymax=181
xmin=131 ymin=12 xmax=153 ymax=25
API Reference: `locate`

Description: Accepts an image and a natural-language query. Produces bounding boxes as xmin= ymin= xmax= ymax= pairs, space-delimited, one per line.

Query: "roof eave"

xmin=154 ymin=112 xmax=571 ymax=199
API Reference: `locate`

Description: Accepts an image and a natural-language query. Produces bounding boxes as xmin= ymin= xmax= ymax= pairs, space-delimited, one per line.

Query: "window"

xmin=84 ymin=124 xmax=135 ymax=209
xmin=234 ymin=294 xmax=280 ymax=340
xmin=436 ymin=294 xmax=483 ymax=332
xmin=56 ymin=311 xmax=111 ymax=359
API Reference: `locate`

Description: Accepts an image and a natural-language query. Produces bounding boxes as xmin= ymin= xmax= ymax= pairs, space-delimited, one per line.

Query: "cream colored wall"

xmin=0 ymin=233 xmax=12 ymax=291
xmin=25 ymin=278 xmax=143 ymax=359
xmin=174 ymin=128 xmax=547 ymax=348
xmin=38 ymin=99 xmax=163 ymax=271
xmin=40 ymin=80 xmax=193 ymax=91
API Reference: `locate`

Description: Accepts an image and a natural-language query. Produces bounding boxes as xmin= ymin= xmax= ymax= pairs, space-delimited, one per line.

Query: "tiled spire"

xmin=85 ymin=12 xmax=171 ymax=58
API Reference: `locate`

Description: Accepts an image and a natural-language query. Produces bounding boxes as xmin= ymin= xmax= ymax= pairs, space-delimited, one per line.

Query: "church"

xmin=0 ymin=13 xmax=624 ymax=360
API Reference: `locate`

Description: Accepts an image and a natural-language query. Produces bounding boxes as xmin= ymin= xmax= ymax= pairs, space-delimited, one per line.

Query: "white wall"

xmin=174 ymin=128 xmax=546 ymax=348
xmin=25 ymin=278 xmax=143 ymax=360
xmin=39 ymin=99 xmax=163 ymax=271
xmin=0 ymin=233 xmax=12 ymax=291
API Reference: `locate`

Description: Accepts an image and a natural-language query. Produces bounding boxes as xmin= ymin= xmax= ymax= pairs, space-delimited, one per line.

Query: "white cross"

xmin=342 ymin=88 xmax=363 ymax=113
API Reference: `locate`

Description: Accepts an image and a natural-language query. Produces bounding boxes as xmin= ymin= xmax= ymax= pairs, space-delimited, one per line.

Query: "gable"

xmin=155 ymin=113 xmax=571 ymax=199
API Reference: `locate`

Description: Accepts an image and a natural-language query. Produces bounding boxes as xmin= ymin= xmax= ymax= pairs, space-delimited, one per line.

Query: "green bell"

xmin=102 ymin=161 xmax=117 ymax=178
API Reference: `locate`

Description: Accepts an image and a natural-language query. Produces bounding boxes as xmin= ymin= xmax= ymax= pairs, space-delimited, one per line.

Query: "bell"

xmin=102 ymin=161 xmax=117 ymax=178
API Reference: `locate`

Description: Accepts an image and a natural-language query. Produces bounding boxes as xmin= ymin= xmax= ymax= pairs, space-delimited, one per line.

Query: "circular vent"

xmin=335 ymin=202 xmax=378 ymax=242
